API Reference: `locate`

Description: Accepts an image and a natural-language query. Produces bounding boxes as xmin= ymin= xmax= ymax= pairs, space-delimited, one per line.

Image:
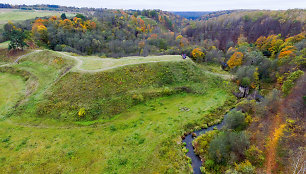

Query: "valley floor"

xmin=0 ymin=49 xmax=235 ymax=173
xmin=0 ymin=91 xmax=232 ymax=173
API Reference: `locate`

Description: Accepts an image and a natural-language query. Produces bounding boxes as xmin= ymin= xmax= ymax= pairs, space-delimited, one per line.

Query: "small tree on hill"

xmin=227 ymin=52 xmax=243 ymax=68
xmin=3 ymin=22 xmax=28 ymax=50
xmin=191 ymin=48 xmax=205 ymax=62
xmin=61 ymin=13 xmax=67 ymax=20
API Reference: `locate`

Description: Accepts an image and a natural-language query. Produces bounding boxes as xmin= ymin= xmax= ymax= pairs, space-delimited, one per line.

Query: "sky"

xmin=2 ymin=0 xmax=306 ymax=11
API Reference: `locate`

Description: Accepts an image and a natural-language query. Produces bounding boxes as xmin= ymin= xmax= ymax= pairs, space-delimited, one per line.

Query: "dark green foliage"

xmin=60 ymin=13 xmax=67 ymax=20
xmin=193 ymin=130 xmax=220 ymax=159
xmin=3 ymin=23 xmax=28 ymax=50
xmin=241 ymin=77 xmax=251 ymax=87
xmin=224 ymin=110 xmax=246 ymax=131
xmin=208 ymin=131 xmax=249 ymax=164
xmin=75 ymin=13 xmax=86 ymax=20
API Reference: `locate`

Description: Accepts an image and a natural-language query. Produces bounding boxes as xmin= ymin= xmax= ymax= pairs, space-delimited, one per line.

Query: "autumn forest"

xmin=0 ymin=3 xmax=305 ymax=174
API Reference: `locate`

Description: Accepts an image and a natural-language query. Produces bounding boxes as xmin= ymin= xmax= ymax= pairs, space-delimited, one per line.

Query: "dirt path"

xmin=1 ymin=50 xmax=232 ymax=80
xmin=56 ymin=52 xmax=187 ymax=73
xmin=57 ymin=52 xmax=233 ymax=80
xmin=0 ymin=50 xmax=43 ymax=67
xmin=14 ymin=50 xmax=43 ymax=63
xmin=265 ymin=114 xmax=286 ymax=174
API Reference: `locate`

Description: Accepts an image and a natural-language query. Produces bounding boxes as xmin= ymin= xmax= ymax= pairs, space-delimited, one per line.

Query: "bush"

xmin=54 ymin=44 xmax=63 ymax=51
xmin=193 ymin=130 xmax=219 ymax=159
xmin=191 ymin=48 xmax=205 ymax=62
xmin=224 ymin=110 xmax=246 ymax=131
xmin=234 ymin=160 xmax=256 ymax=174
xmin=78 ymin=108 xmax=86 ymax=117
xmin=282 ymin=70 xmax=304 ymax=96
xmin=208 ymin=131 xmax=249 ymax=164
xmin=236 ymin=99 xmax=256 ymax=114
xmin=245 ymin=145 xmax=264 ymax=167
xmin=132 ymin=94 xmax=144 ymax=104
xmin=241 ymin=77 xmax=251 ymax=87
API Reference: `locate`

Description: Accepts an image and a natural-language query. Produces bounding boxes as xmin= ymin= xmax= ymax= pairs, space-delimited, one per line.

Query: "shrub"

xmin=191 ymin=48 xmax=205 ymax=62
xmin=236 ymin=99 xmax=256 ymax=114
xmin=235 ymin=160 xmax=256 ymax=174
xmin=227 ymin=52 xmax=243 ymax=68
xmin=54 ymin=44 xmax=63 ymax=51
xmin=208 ymin=131 xmax=249 ymax=164
xmin=193 ymin=130 xmax=219 ymax=159
xmin=282 ymin=70 xmax=304 ymax=96
xmin=78 ymin=108 xmax=86 ymax=117
xmin=241 ymin=77 xmax=251 ymax=87
xmin=161 ymin=87 xmax=172 ymax=96
xmin=245 ymin=145 xmax=264 ymax=167
xmin=224 ymin=110 xmax=246 ymax=131
xmin=132 ymin=94 xmax=144 ymax=104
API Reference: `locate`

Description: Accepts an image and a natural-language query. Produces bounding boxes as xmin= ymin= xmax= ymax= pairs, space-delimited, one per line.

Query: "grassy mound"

xmin=2 ymin=50 xmax=75 ymax=120
xmin=0 ymin=49 xmax=236 ymax=173
xmin=76 ymin=54 xmax=188 ymax=70
xmin=34 ymin=60 xmax=225 ymax=122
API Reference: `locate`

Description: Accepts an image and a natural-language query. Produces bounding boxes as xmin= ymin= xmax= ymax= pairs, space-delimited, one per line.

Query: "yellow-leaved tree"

xmin=191 ymin=48 xmax=205 ymax=62
xmin=227 ymin=52 xmax=243 ymax=68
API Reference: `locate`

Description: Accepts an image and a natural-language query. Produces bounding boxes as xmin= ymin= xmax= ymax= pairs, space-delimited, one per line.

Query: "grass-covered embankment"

xmin=0 ymin=73 xmax=25 ymax=117
xmin=0 ymin=49 xmax=236 ymax=173
xmin=29 ymin=56 xmax=229 ymax=122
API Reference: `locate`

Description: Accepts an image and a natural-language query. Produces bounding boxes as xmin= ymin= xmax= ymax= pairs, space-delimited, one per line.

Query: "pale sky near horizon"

xmin=1 ymin=0 xmax=306 ymax=11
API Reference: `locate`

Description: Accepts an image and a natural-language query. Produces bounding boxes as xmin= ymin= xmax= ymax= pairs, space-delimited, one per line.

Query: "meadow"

xmin=0 ymin=49 xmax=235 ymax=173
xmin=0 ymin=9 xmax=74 ymax=29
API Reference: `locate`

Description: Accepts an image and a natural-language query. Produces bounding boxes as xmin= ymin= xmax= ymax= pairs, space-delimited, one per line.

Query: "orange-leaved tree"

xmin=278 ymin=46 xmax=296 ymax=58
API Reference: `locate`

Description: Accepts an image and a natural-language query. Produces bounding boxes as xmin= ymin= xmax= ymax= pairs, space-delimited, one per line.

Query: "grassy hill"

xmin=0 ymin=49 xmax=235 ymax=173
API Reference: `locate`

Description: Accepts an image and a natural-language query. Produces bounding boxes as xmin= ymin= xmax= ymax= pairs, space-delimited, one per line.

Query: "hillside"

xmin=0 ymin=49 xmax=235 ymax=173
xmin=183 ymin=9 xmax=306 ymax=50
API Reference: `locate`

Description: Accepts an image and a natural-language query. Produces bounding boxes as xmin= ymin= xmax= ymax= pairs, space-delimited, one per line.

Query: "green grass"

xmin=0 ymin=49 xmax=236 ymax=173
xmin=0 ymin=73 xmax=25 ymax=117
xmin=32 ymin=58 xmax=225 ymax=122
xmin=0 ymin=90 xmax=234 ymax=173
xmin=0 ymin=9 xmax=75 ymax=29
xmin=70 ymin=54 xmax=189 ymax=71
xmin=0 ymin=41 xmax=9 ymax=49
xmin=199 ymin=63 xmax=230 ymax=75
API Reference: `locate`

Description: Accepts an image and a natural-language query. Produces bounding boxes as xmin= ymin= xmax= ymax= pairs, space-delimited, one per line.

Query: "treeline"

xmin=3 ymin=8 xmax=189 ymax=57
xmin=2 ymin=7 xmax=305 ymax=60
xmin=183 ymin=9 xmax=305 ymax=50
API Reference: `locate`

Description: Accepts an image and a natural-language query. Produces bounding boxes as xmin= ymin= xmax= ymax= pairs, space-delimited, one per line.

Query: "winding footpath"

xmin=0 ymin=50 xmax=43 ymax=67
xmin=57 ymin=52 xmax=234 ymax=80
xmin=1 ymin=50 xmax=233 ymax=81
xmin=57 ymin=52 xmax=187 ymax=73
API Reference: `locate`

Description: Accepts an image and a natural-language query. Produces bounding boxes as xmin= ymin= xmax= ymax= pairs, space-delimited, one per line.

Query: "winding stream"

xmin=182 ymin=110 xmax=231 ymax=174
